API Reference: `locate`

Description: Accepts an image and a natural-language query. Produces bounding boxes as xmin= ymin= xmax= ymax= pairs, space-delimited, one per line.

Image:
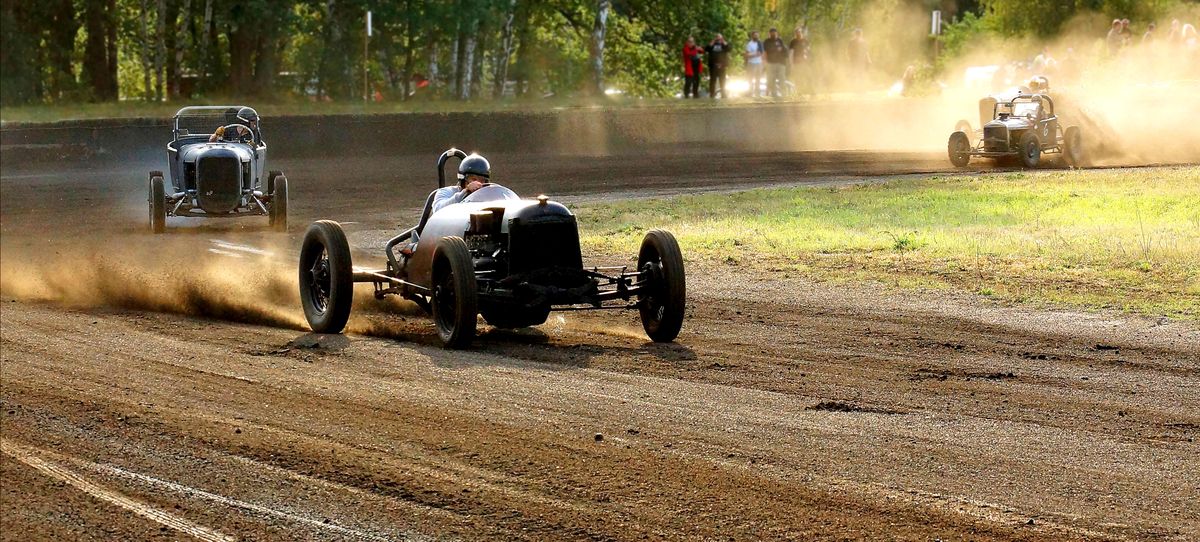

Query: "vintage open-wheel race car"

xmin=297 ymin=148 xmax=686 ymax=348
xmin=148 ymin=106 xmax=288 ymax=233
xmin=948 ymin=92 xmax=1084 ymax=169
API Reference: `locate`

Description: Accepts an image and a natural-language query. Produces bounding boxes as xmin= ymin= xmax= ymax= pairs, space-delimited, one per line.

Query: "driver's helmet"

xmin=236 ymin=107 xmax=259 ymax=124
xmin=1027 ymin=76 xmax=1049 ymax=94
xmin=457 ymin=153 xmax=491 ymax=185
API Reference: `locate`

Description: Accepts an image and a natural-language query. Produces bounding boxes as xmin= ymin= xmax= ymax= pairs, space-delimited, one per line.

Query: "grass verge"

xmin=577 ymin=167 xmax=1200 ymax=319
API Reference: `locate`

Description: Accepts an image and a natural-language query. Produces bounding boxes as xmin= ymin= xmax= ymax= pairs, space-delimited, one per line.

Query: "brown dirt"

xmin=2 ymin=150 xmax=1197 ymax=540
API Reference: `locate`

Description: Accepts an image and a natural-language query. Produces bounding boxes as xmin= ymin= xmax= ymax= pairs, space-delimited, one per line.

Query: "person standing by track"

xmin=682 ymin=36 xmax=705 ymax=98
xmin=705 ymin=34 xmax=731 ymax=99
xmin=763 ymin=28 xmax=790 ymax=98
xmin=744 ymin=31 xmax=764 ymax=97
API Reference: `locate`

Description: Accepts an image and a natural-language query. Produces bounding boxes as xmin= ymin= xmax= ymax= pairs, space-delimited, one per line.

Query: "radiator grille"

xmin=196 ymin=156 xmax=242 ymax=213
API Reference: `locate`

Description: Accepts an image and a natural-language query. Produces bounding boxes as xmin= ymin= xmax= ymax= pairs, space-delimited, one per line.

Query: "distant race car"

xmin=148 ymin=106 xmax=288 ymax=233
xmin=948 ymin=92 xmax=1084 ymax=169
xmin=297 ymin=148 xmax=686 ymax=349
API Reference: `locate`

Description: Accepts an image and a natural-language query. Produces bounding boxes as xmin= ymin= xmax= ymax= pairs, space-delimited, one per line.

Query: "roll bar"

xmin=437 ymin=148 xmax=467 ymax=188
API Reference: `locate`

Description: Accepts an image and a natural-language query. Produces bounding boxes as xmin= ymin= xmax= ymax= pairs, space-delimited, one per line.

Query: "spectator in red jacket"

xmin=682 ymin=36 xmax=705 ymax=98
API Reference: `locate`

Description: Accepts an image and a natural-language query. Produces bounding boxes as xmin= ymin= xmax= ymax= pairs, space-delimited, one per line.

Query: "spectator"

xmin=1167 ymin=19 xmax=1182 ymax=45
xmin=788 ymin=27 xmax=809 ymax=93
xmin=763 ymin=28 xmax=789 ymax=98
xmin=1121 ymin=19 xmax=1133 ymax=45
xmin=682 ymin=36 xmax=704 ymax=98
xmin=1032 ymin=47 xmax=1056 ymax=75
xmin=844 ymin=28 xmax=873 ymax=89
xmin=848 ymin=28 xmax=871 ymax=69
xmin=1106 ymin=19 xmax=1124 ymax=56
xmin=1143 ymin=22 xmax=1157 ymax=44
xmin=705 ymin=33 xmax=731 ymax=99
xmin=744 ymin=31 xmax=764 ymax=97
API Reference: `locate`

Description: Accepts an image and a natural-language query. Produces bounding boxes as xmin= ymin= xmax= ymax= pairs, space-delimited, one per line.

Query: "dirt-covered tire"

xmin=299 ymin=220 xmax=353 ymax=334
xmin=269 ymin=174 xmax=288 ymax=232
xmin=948 ymin=131 xmax=972 ymax=168
xmin=1062 ymin=126 xmax=1083 ymax=168
xmin=148 ymin=173 xmax=166 ymax=234
xmin=266 ymin=170 xmax=282 ymax=193
xmin=481 ymin=304 xmax=551 ymax=329
xmin=1018 ymin=131 xmax=1041 ymax=169
xmin=637 ymin=229 xmax=686 ymax=343
xmin=432 ymin=236 xmax=478 ymax=348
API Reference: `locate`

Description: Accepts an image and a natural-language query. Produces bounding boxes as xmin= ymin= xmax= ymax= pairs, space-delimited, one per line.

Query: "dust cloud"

xmin=0 ymin=236 xmax=307 ymax=330
xmin=730 ymin=3 xmax=1200 ymax=162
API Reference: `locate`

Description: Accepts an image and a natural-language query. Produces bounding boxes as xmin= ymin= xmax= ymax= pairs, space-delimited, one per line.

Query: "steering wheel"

xmin=219 ymin=123 xmax=255 ymax=144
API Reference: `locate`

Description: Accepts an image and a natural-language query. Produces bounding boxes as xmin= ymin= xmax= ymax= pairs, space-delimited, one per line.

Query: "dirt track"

xmin=2 ymin=150 xmax=1198 ymax=540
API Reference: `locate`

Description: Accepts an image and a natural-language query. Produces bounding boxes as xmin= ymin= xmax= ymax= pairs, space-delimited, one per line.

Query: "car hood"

xmin=986 ymin=117 xmax=1035 ymax=131
xmin=181 ymin=142 xmax=254 ymax=163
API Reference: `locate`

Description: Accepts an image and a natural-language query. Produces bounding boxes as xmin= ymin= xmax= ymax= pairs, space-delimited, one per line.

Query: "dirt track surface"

xmin=2 ymin=150 xmax=1199 ymax=540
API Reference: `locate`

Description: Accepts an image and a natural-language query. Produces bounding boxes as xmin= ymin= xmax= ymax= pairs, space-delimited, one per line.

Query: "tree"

xmin=82 ymin=0 xmax=119 ymax=101
xmin=588 ymin=0 xmax=611 ymax=95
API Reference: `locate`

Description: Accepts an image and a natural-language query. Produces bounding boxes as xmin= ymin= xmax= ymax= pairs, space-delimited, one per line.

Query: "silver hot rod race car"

xmin=948 ymin=91 xmax=1083 ymax=169
xmin=297 ymin=148 xmax=686 ymax=348
xmin=148 ymin=106 xmax=288 ymax=233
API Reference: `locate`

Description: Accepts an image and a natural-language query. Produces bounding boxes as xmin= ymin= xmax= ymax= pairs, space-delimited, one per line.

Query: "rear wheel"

xmin=148 ymin=172 xmax=166 ymax=234
xmin=432 ymin=237 xmax=478 ymax=348
xmin=1062 ymin=126 xmax=1083 ymax=168
xmin=270 ymin=174 xmax=288 ymax=232
xmin=299 ymin=220 xmax=353 ymax=333
xmin=1018 ymin=131 xmax=1041 ymax=168
xmin=637 ymin=229 xmax=686 ymax=343
xmin=948 ymin=131 xmax=971 ymax=168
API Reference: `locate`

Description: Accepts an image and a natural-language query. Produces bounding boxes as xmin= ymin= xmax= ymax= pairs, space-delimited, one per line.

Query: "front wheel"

xmin=270 ymin=174 xmax=288 ymax=232
xmin=638 ymin=229 xmax=686 ymax=343
xmin=948 ymin=131 xmax=971 ymax=168
xmin=432 ymin=236 xmax=478 ymax=348
xmin=299 ymin=220 xmax=353 ymax=333
xmin=1018 ymin=131 xmax=1041 ymax=168
xmin=1062 ymin=126 xmax=1083 ymax=168
xmin=148 ymin=172 xmax=166 ymax=234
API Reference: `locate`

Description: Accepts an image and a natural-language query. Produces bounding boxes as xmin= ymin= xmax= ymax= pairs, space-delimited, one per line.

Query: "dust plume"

xmin=0 ymin=236 xmax=306 ymax=330
xmin=732 ymin=2 xmax=1200 ymax=163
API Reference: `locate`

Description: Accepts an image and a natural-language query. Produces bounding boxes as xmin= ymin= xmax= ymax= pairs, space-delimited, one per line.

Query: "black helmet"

xmin=457 ymin=153 xmax=490 ymax=184
xmin=236 ymin=107 xmax=259 ymax=124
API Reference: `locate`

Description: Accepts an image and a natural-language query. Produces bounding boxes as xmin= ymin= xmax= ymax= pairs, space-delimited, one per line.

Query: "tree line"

xmin=2 ymin=0 xmax=1189 ymax=106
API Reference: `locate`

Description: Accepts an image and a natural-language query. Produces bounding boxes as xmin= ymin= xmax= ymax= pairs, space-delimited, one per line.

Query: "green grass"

xmin=577 ymin=167 xmax=1200 ymax=319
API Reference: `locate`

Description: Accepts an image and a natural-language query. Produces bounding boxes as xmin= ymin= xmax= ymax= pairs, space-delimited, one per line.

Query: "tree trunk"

xmin=427 ymin=41 xmax=438 ymax=94
xmin=155 ymin=0 xmax=166 ymax=101
xmin=170 ymin=0 xmax=190 ymax=99
xmin=401 ymin=0 xmax=415 ymax=99
xmin=588 ymin=0 xmax=611 ymax=96
xmin=140 ymin=0 xmax=153 ymax=100
xmin=83 ymin=0 xmax=118 ymax=101
xmin=47 ymin=0 xmax=79 ymax=101
xmin=492 ymin=0 xmax=517 ymax=99
xmin=462 ymin=34 xmax=476 ymax=100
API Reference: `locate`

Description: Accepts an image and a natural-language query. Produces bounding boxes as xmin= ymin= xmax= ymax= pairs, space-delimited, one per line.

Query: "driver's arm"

xmin=431 ymin=185 xmax=469 ymax=213
xmin=208 ymin=126 xmax=225 ymax=142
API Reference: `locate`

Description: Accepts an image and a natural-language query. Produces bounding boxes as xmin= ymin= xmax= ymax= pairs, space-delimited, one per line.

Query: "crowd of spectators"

xmin=680 ymin=14 xmax=1198 ymax=100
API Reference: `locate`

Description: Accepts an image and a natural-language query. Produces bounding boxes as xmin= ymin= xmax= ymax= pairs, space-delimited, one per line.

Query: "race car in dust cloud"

xmin=297 ymin=148 xmax=687 ymax=349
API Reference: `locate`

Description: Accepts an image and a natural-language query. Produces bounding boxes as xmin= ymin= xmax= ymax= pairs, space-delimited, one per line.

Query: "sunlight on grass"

xmin=578 ymin=167 xmax=1200 ymax=319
